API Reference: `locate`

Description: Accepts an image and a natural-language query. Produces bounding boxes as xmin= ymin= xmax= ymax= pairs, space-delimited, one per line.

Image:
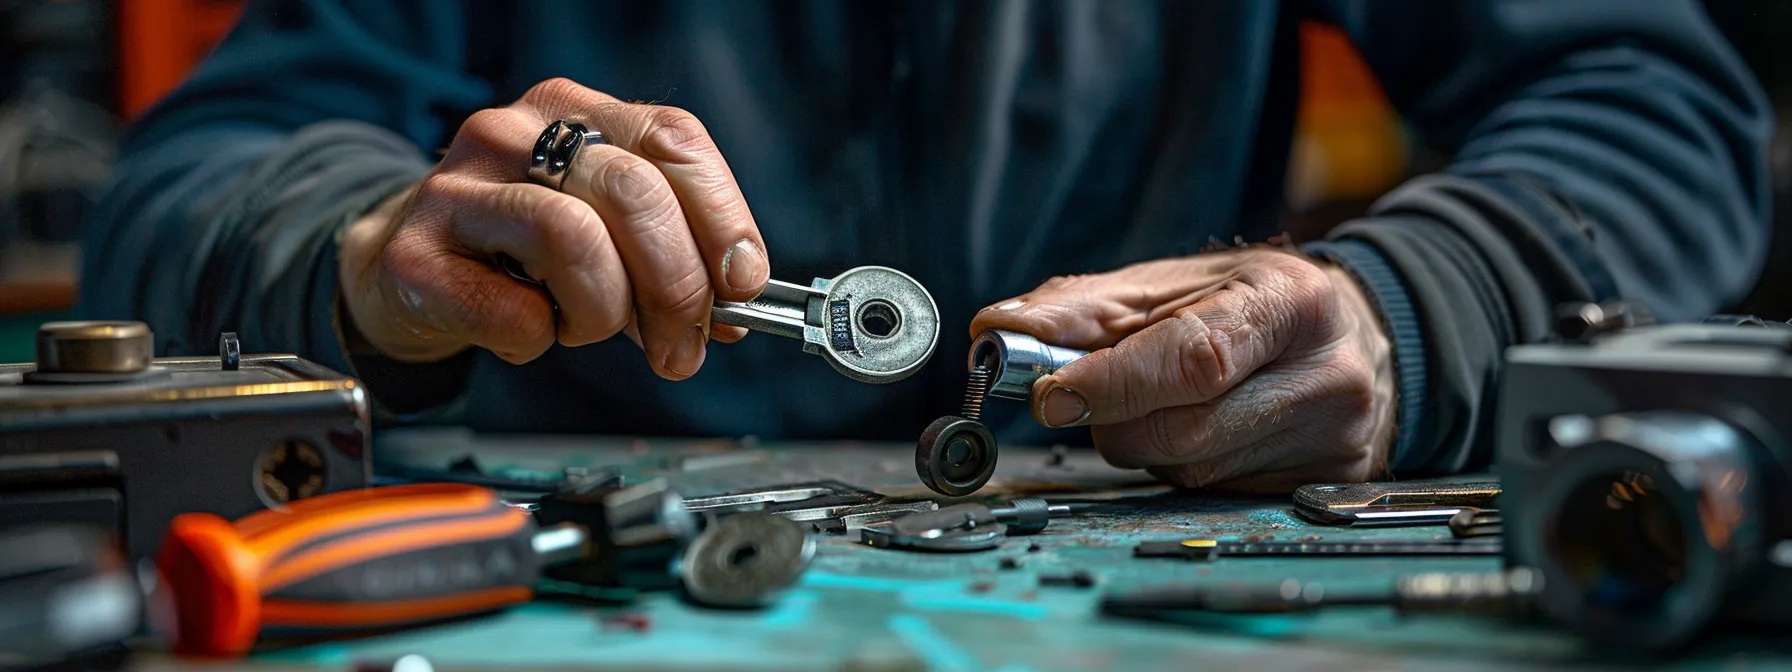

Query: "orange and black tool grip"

xmin=156 ymin=483 xmax=540 ymax=656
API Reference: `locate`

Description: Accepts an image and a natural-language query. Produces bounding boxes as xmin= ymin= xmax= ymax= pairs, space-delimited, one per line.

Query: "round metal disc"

xmin=679 ymin=512 xmax=815 ymax=608
xmin=817 ymin=266 xmax=939 ymax=383
xmin=35 ymin=321 xmax=153 ymax=374
xmin=860 ymin=522 xmax=1007 ymax=552
xmin=890 ymin=503 xmax=997 ymax=538
xmin=916 ymin=416 xmax=998 ymax=496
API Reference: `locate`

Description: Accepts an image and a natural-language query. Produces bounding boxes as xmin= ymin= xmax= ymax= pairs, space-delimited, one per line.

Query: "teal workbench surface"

xmin=195 ymin=428 xmax=1790 ymax=671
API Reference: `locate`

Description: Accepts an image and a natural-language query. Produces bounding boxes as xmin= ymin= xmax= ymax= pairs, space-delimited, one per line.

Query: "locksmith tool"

xmin=682 ymin=480 xmax=881 ymax=514
xmin=504 ymin=262 xmax=940 ymax=384
xmin=710 ymin=267 xmax=940 ymax=383
xmin=820 ymin=501 xmax=942 ymax=533
xmin=680 ymin=480 xmax=938 ymax=533
xmin=1291 ymin=480 xmax=1501 ymax=527
xmin=156 ymin=480 xmax=699 ymax=656
xmin=917 ymin=330 xmax=1089 ymax=496
xmin=1134 ymin=538 xmax=1502 ymax=560
xmin=678 ymin=512 xmax=814 ymax=609
xmin=0 ymin=322 xmax=369 ymax=560
xmin=968 ymin=329 xmax=1093 ymax=401
xmin=531 ymin=477 xmax=699 ymax=590
xmin=1101 ymin=568 xmax=1543 ymax=617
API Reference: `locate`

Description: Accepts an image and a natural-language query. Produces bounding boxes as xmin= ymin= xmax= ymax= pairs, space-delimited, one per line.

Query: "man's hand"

xmin=970 ymin=249 xmax=1396 ymax=492
xmin=338 ymin=78 xmax=769 ymax=379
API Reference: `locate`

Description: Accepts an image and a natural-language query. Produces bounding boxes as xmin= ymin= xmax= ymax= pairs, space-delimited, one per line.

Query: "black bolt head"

xmin=916 ymin=416 xmax=998 ymax=497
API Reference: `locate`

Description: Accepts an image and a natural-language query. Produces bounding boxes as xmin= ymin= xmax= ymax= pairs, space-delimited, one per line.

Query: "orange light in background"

xmin=1287 ymin=22 xmax=1410 ymax=210
xmin=116 ymin=0 xmax=245 ymax=119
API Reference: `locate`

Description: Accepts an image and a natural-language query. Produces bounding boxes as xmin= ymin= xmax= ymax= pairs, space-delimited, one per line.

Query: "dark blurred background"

xmin=0 ymin=0 xmax=1787 ymax=360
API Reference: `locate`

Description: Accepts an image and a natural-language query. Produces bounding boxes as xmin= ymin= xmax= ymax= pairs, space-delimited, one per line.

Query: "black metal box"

xmin=0 ymin=325 xmax=370 ymax=560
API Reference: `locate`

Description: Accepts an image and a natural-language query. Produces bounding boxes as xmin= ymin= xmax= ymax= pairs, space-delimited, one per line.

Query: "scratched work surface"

xmin=228 ymin=428 xmax=1791 ymax=671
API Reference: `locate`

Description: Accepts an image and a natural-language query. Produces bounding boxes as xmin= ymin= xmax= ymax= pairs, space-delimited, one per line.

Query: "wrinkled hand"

xmin=970 ymin=249 xmax=1396 ymax=492
xmin=339 ymin=78 xmax=767 ymax=379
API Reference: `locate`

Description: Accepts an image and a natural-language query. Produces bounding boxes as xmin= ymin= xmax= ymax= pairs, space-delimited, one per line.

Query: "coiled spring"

xmin=962 ymin=365 xmax=991 ymax=421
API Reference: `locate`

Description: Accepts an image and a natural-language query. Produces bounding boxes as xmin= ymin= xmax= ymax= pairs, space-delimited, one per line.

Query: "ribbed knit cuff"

xmin=1302 ymin=239 xmax=1429 ymax=473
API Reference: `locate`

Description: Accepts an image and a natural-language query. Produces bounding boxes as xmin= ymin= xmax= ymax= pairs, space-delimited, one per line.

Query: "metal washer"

xmin=679 ymin=512 xmax=815 ymax=608
xmin=860 ymin=522 xmax=1007 ymax=552
xmin=814 ymin=266 xmax=939 ymax=383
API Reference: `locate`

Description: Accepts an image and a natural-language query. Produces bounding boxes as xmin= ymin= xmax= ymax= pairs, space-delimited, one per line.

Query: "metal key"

xmin=502 ymin=259 xmax=939 ymax=383
xmin=1292 ymin=479 xmax=1500 ymax=527
xmin=710 ymin=266 xmax=939 ymax=384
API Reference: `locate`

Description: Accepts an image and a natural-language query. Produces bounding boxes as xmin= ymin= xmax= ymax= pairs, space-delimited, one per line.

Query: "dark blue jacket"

xmin=82 ymin=0 xmax=1771 ymax=474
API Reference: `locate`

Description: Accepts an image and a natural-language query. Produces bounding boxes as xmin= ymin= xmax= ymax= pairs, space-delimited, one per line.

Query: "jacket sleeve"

xmin=1299 ymin=0 xmax=1772 ymax=473
xmin=78 ymin=0 xmax=492 ymax=412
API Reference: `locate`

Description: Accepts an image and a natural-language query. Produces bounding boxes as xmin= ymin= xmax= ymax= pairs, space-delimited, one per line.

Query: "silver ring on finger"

xmin=526 ymin=119 xmax=609 ymax=191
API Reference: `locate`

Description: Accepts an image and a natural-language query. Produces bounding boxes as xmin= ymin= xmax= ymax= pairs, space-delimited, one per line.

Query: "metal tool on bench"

xmin=861 ymin=499 xmax=1070 ymax=552
xmin=1101 ymin=568 xmax=1543 ymax=617
xmin=682 ymin=480 xmax=880 ymax=513
xmin=1291 ymin=480 xmax=1501 ymax=527
xmin=916 ymin=330 xmax=1091 ymax=496
xmin=503 ymin=261 xmax=940 ymax=384
xmin=681 ymin=480 xmax=939 ymax=533
xmin=891 ymin=499 xmax=1071 ymax=537
xmin=679 ymin=512 xmax=814 ymax=609
xmin=1448 ymin=508 xmax=1502 ymax=538
xmin=0 ymin=321 xmax=370 ymax=561
xmin=531 ymin=478 xmax=701 ymax=590
xmin=158 ymin=482 xmax=576 ymax=656
xmin=862 ymin=520 xmax=1006 ymax=552
xmin=1134 ymin=538 xmax=1503 ymax=560
xmin=384 ymin=475 xmax=930 ymax=534
xmin=156 ymin=478 xmax=813 ymax=656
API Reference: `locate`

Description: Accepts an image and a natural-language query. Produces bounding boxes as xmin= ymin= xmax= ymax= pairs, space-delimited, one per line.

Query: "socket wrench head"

xmin=969 ymin=330 xmax=1090 ymax=400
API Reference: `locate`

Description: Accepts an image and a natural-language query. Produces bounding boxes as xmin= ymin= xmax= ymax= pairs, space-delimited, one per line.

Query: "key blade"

xmin=682 ymin=480 xmax=875 ymax=512
xmin=1346 ymin=507 xmax=1469 ymax=527
xmin=711 ymin=266 xmax=941 ymax=384
xmin=711 ymin=280 xmax=825 ymax=340
xmin=1293 ymin=479 xmax=1500 ymax=525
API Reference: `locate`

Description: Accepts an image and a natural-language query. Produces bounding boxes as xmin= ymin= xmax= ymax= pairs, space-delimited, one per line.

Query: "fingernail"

xmin=722 ymin=239 xmax=769 ymax=293
xmin=984 ymin=299 xmax=1026 ymax=312
xmin=1042 ymin=386 xmax=1090 ymax=427
xmin=665 ymin=324 xmax=707 ymax=377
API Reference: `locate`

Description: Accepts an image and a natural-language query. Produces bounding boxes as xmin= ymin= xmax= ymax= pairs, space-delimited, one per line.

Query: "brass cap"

xmin=36 ymin=321 xmax=154 ymax=374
